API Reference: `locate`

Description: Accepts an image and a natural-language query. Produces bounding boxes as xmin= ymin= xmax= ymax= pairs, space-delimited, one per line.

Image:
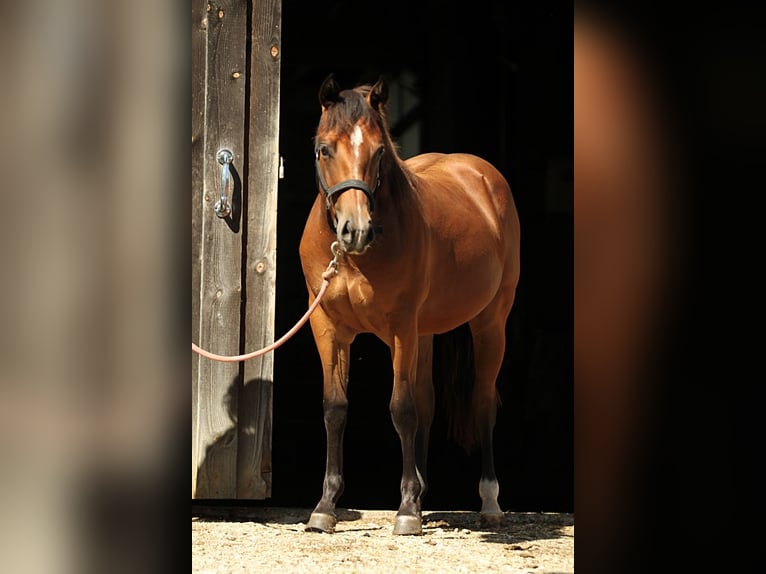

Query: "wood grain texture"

xmin=193 ymin=0 xmax=248 ymax=499
xmin=191 ymin=0 xmax=206 ymax=498
xmin=238 ymin=0 xmax=282 ymax=499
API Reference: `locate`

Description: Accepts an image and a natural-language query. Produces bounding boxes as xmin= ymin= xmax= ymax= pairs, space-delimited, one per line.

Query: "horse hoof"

xmin=480 ymin=511 xmax=505 ymax=528
xmin=305 ymin=512 xmax=337 ymax=533
xmin=393 ymin=514 xmax=422 ymax=535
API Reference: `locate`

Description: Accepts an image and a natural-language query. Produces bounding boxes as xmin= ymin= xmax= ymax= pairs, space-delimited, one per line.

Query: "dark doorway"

xmin=270 ymin=1 xmax=572 ymax=513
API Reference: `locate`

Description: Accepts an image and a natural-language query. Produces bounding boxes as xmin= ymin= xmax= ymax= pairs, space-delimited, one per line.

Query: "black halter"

xmin=315 ymin=151 xmax=380 ymax=233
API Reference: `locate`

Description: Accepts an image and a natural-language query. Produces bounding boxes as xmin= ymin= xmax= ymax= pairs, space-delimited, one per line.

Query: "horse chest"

xmin=325 ymin=271 xmax=402 ymax=334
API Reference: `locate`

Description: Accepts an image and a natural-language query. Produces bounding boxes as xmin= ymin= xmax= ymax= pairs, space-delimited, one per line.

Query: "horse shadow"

xmin=192 ymin=504 xmax=362 ymax=527
xmin=422 ymin=510 xmax=573 ymax=545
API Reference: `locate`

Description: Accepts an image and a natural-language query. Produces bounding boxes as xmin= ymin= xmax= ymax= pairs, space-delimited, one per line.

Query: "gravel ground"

xmin=192 ymin=507 xmax=574 ymax=573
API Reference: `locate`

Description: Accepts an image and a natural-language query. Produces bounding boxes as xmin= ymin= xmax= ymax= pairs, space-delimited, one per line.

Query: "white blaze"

xmin=349 ymin=124 xmax=369 ymax=225
xmin=350 ymin=124 xmax=363 ymax=160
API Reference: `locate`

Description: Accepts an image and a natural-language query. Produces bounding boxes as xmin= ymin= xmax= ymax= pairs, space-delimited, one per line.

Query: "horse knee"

xmin=323 ymin=399 xmax=348 ymax=429
xmin=390 ymin=394 xmax=417 ymax=435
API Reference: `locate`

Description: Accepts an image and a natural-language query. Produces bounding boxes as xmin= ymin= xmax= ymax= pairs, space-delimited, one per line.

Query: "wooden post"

xmin=238 ymin=0 xmax=282 ymax=499
xmin=192 ymin=0 xmax=248 ymax=499
xmin=191 ymin=0 xmax=206 ymax=499
xmin=193 ymin=0 xmax=280 ymax=500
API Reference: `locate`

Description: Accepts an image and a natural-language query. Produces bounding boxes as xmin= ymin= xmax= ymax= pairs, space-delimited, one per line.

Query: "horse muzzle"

xmin=337 ymin=216 xmax=375 ymax=254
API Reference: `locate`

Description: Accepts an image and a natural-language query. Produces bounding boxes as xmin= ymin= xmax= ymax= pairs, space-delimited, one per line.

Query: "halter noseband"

xmin=315 ymin=151 xmax=380 ymax=232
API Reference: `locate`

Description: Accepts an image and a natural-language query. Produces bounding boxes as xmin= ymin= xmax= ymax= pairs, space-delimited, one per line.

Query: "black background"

xmin=266 ymin=1 xmax=573 ymax=513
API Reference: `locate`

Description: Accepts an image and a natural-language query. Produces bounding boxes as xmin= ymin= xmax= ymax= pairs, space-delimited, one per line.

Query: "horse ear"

xmin=319 ymin=74 xmax=341 ymax=110
xmin=368 ymin=76 xmax=389 ymax=111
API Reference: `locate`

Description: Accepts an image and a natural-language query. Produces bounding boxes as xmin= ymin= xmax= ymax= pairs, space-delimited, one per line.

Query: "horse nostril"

xmin=341 ymin=219 xmax=352 ymax=239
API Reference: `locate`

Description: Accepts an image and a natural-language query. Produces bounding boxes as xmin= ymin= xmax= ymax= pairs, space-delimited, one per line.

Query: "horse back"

xmin=405 ymin=152 xmax=519 ymax=256
xmin=404 ymin=153 xmax=520 ymax=332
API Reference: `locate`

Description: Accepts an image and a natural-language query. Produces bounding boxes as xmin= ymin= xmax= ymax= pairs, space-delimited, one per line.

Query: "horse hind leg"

xmin=468 ymin=287 xmax=516 ymax=528
xmin=414 ymin=335 xmax=435 ymax=509
xmin=389 ymin=326 xmax=424 ymax=535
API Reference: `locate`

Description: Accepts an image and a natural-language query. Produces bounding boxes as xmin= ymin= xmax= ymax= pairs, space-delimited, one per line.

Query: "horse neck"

xmin=373 ymin=154 xmax=422 ymax=248
xmin=380 ymin=150 xmax=415 ymax=208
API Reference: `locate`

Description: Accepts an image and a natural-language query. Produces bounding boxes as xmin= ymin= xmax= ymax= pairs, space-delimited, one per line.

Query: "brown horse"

xmin=299 ymin=75 xmax=520 ymax=535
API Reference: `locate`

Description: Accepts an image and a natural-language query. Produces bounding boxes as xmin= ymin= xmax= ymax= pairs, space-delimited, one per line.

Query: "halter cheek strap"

xmin=315 ymin=154 xmax=379 ymax=232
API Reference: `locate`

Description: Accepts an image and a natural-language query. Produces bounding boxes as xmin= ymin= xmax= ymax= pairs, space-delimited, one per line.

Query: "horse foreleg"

xmin=389 ymin=328 xmax=423 ymax=535
xmin=306 ymin=310 xmax=353 ymax=533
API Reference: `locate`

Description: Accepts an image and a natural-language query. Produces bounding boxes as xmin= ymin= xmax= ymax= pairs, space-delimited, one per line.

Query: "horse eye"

xmin=320 ymin=145 xmax=330 ymax=158
xmin=375 ymin=147 xmax=385 ymax=158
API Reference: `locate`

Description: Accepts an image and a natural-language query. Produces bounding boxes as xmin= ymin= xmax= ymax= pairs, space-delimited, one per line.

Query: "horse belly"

xmin=418 ymin=254 xmax=504 ymax=334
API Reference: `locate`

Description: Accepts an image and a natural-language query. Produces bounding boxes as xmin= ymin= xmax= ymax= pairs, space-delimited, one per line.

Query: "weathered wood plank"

xmin=193 ymin=0 xmax=248 ymax=499
xmin=191 ymin=0 xmax=207 ymax=498
xmin=238 ymin=0 xmax=282 ymax=499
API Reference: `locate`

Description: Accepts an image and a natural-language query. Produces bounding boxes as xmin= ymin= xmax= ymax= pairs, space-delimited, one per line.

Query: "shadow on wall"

xmin=195 ymin=376 xmax=273 ymax=499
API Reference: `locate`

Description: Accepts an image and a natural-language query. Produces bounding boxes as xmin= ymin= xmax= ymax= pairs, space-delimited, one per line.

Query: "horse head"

xmin=314 ymin=75 xmax=389 ymax=254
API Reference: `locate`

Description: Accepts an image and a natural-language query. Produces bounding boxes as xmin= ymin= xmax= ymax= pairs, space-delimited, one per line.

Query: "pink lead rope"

xmin=191 ymin=242 xmax=340 ymax=362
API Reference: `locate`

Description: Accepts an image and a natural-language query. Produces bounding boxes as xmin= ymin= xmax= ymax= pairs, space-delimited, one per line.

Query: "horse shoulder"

xmin=404 ymin=153 xmax=448 ymax=175
xmin=446 ymin=154 xmax=515 ymax=219
xmin=406 ymin=154 xmax=508 ymax=208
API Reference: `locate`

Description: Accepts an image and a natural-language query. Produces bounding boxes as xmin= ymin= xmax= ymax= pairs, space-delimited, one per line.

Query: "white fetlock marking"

xmin=479 ymin=478 xmax=502 ymax=514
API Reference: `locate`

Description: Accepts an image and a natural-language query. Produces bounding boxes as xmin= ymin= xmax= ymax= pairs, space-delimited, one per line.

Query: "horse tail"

xmin=434 ymin=323 xmax=479 ymax=453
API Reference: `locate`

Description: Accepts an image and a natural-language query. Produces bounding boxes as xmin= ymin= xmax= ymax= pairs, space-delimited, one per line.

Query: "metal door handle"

xmin=214 ymin=149 xmax=233 ymax=218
